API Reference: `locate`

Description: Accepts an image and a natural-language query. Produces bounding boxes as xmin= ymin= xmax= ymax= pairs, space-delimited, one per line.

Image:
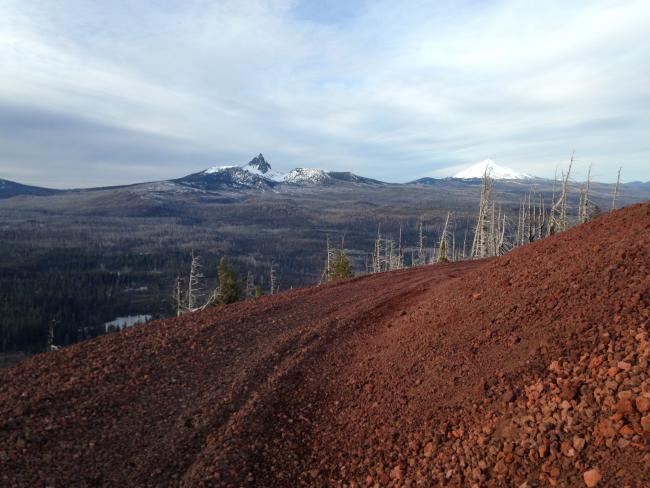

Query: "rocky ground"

xmin=1 ymin=203 xmax=649 ymax=487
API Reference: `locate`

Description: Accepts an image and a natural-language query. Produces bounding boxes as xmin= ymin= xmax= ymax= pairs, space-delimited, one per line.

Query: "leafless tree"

xmin=320 ymin=235 xmax=334 ymax=284
xmin=418 ymin=219 xmax=425 ymax=265
xmin=612 ymin=166 xmax=622 ymax=210
xmin=578 ymin=164 xmax=592 ymax=224
xmin=245 ymin=271 xmax=255 ymax=299
xmin=471 ymin=167 xmax=493 ymax=258
xmin=187 ymin=251 xmax=205 ymax=311
xmin=438 ymin=211 xmax=451 ymax=262
xmin=47 ymin=320 xmax=59 ymax=352
xmin=372 ymin=225 xmax=383 ymax=273
xmin=269 ymin=264 xmax=278 ymax=295
xmin=548 ymin=154 xmax=573 ymax=234
xmin=175 ymin=276 xmax=184 ymax=316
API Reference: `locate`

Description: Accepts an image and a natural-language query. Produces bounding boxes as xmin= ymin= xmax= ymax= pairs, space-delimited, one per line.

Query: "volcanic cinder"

xmin=1 ymin=203 xmax=649 ymax=487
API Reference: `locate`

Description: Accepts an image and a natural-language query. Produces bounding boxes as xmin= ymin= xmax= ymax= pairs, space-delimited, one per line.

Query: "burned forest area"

xmin=0 ymin=173 xmax=648 ymax=358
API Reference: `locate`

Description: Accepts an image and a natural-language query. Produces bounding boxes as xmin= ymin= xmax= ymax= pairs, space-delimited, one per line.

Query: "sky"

xmin=1 ymin=0 xmax=649 ymax=188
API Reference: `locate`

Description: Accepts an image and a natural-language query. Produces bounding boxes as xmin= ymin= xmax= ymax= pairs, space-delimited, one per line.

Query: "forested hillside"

xmin=1 ymin=170 xmax=648 ymax=356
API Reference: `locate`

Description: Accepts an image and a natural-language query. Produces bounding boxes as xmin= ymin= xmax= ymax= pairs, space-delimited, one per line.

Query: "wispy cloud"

xmin=1 ymin=0 xmax=649 ymax=187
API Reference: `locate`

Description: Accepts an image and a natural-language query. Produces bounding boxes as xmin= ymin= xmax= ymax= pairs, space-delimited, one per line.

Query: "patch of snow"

xmin=284 ymin=168 xmax=331 ymax=185
xmin=204 ymin=165 xmax=238 ymax=174
xmin=454 ymin=159 xmax=532 ymax=180
xmin=245 ymin=165 xmax=285 ymax=182
xmin=201 ymin=155 xmax=284 ymax=184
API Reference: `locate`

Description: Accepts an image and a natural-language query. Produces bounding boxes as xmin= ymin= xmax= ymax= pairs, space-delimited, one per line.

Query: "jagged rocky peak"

xmin=247 ymin=154 xmax=271 ymax=174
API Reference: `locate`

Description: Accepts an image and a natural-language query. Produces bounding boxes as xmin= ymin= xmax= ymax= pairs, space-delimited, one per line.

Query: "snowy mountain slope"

xmin=176 ymin=154 xmax=279 ymax=191
xmin=284 ymin=168 xmax=332 ymax=185
xmin=177 ymin=154 xmax=385 ymax=190
xmin=453 ymin=159 xmax=532 ymax=180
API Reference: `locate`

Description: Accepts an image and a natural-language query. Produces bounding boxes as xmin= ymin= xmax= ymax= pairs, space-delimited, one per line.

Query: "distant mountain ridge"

xmin=2 ymin=154 xmax=647 ymax=199
xmin=0 ymin=178 xmax=62 ymax=199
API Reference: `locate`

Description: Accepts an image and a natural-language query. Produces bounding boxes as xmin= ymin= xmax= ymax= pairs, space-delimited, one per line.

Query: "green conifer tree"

xmin=254 ymin=285 xmax=264 ymax=298
xmin=329 ymin=250 xmax=353 ymax=280
xmin=215 ymin=257 xmax=241 ymax=305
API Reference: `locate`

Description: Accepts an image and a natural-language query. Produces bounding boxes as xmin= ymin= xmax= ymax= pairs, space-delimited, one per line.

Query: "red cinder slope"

xmin=1 ymin=202 xmax=649 ymax=487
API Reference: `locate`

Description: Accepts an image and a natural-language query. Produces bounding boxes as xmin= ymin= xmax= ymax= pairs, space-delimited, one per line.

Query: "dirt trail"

xmin=2 ymin=203 xmax=650 ymax=487
xmin=0 ymin=258 xmax=483 ymax=487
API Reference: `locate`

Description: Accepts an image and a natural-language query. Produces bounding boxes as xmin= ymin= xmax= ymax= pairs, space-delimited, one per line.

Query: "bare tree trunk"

xmin=269 ymin=265 xmax=277 ymax=295
xmin=175 ymin=276 xmax=183 ymax=316
xmin=438 ymin=211 xmax=451 ymax=262
xmin=320 ymin=236 xmax=333 ymax=284
xmin=547 ymin=167 xmax=559 ymax=236
xmin=47 ymin=320 xmax=56 ymax=352
xmin=612 ymin=166 xmax=621 ymax=210
xmin=538 ymin=193 xmax=545 ymax=239
xmin=372 ymin=225 xmax=382 ymax=273
xmin=579 ymin=164 xmax=592 ymax=224
xmin=548 ymin=154 xmax=573 ymax=234
xmin=397 ymin=224 xmax=403 ymax=269
xmin=418 ymin=220 xmax=425 ymax=266
xmin=516 ymin=198 xmax=523 ymax=247
xmin=187 ymin=251 xmax=204 ymax=311
xmin=451 ymin=230 xmax=456 ymax=262
xmin=462 ymin=226 xmax=468 ymax=260
xmin=471 ymin=167 xmax=493 ymax=258
xmin=497 ymin=210 xmax=506 ymax=255
xmin=326 ymin=235 xmax=332 ymax=278
xmin=245 ymin=271 xmax=255 ymax=299
xmin=559 ymin=154 xmax=573 ymax=232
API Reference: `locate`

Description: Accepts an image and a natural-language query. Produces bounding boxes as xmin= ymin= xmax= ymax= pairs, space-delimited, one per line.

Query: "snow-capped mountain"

xmin=177 ymin=154 xmax=382 ymax=190
xmin=203 ymin=154 xmax=284 ymax=182
xmin=454 ymin=159 xmax=532 ymax=180
xmin=178 ymin=154 xmax=279 ymax=190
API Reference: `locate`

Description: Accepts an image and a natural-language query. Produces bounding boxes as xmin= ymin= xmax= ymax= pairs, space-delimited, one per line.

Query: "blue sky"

xmin=1 ymin=0 xmax=649 ymax=187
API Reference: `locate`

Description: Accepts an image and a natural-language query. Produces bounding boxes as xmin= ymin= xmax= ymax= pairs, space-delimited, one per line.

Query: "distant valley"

xmin=1 ymin=154 xmax=649 ymax=355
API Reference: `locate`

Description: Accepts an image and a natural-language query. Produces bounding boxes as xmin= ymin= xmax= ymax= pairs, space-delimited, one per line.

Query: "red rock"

xmin=560 ymin=441 xmax=574 ymax=457
xmin=572 ymin=436 xmax=586 ymax=451
xmin=635 ymin=396 xmax=650 ymax=413
xmin=617 ymin=361 xmax=631 ymax=371
xmin=582 ymin=468 xmax=602 ymax=487
xmin=493 ymin=460 xmax=507 ymax=475
xmin=502 ymin=389 xmax=515 ymax=403
xmin=588 ymin=356 xmax=604 ymax=369
xmin=560 ymin=383 xmax=579 ymax=400
xmin=615 ymin=399 xmax=633 ymax=414
xmin=538 ymin=443 xmax=548 ymax=457
xmin=618 ymin=390 xmax=633 ymax=400
xmin=619 ymin=424 xmax=634 ymax=436
xmin=640 ymin=414 xmax=650 ymax=432
xmin=423 ymin=442 xmax=434 ymax=458
xmin=597 ymin=420 xmax=616 ymax=438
